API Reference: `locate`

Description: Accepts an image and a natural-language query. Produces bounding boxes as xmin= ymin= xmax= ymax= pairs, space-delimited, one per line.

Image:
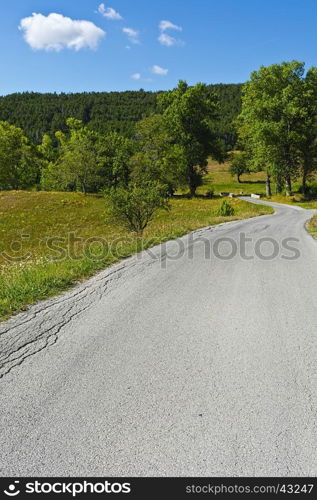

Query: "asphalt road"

xmin=1 ymin=199 xmax=317 ymax=476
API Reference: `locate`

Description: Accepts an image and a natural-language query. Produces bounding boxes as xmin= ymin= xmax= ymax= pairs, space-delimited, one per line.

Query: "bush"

xmin=107 ymin=181 xmax=170 ymax=236
xmin=216 ymin=199 xmax=235 ymax=216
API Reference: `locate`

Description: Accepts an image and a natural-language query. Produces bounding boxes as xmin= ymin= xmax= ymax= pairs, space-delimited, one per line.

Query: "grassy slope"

xmin=200 ymin=158 xmax=268 ymax=195
xmin=0 ymin=191 xmax=272 ymax=320
xmin=199 ymin=158 xmax=314 ymax=196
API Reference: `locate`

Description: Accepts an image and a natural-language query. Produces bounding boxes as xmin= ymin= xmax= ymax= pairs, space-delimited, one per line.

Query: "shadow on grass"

xmin=172 ymin=193 xmax=222 ymax=200
xmin=239 ymin=180 xmax=266 ymax=185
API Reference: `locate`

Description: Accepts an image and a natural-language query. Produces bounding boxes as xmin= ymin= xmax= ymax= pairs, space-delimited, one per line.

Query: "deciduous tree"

xmin=0 ymin=121 xmax=38 ymax=190
xmin=130 ymin=114 xmax=187 ymax=194
xmin=238 ymin=61 xmax=310 ymax=196
xmin=229 ymin=152 xmax=249 ymax=183
xmin=158 ymin=81 xmax=226 ymax=197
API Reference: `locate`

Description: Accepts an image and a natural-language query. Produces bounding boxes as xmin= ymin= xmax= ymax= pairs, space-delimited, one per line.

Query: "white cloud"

xmin=19 ymin=12 xmax=105 ymax=51
xmin=122 ymin=27 xmax=139 ymax=44
xmin=158 ymin=19 xmax=183 ymax=46
xmin=98 ymin=3 xmax=122 ymax=20
xmin=152 ymin=65 xmax=168 ymax=76
xmin=158 ymin=33 xmax=177 ymax=47
xmin=131 ymin=73 xmax=141 ymax=80
xmin=159 ymin=20 xmax=182 ymax=32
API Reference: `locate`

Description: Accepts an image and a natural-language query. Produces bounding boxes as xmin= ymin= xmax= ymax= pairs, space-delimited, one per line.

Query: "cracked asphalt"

xmin=0 ymin=199 xmax=317 ymax=476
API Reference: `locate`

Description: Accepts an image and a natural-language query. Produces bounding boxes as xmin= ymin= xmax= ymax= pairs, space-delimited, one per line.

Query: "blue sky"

xmin=1 ymin=0 xmax=317 ymax=95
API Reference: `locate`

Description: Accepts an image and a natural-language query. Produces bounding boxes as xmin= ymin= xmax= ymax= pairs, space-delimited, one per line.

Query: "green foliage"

xmin=238 ymin=61 xmax=317 ymax=195
xmin=3 ymin=66 xmax=317 ymax=199
xmin=0 ymin=121 xmax=39 ymax=190
xmin=0 ymin=83 xmax=243 ymax=196
xmin=41 ymin=120 xmax=135 ymax=193
xmin=301 ymin=183 xmax=317 ymax=200
xmin=37 ymin=134 xmax=57 ymax=163
xmin=0 ymin=90 xmax=157 ymax=143
xmin=158 ymin=80 xmax=226 ymax=196
xmin=98 ymin=131 xmax=134 ymax=188
xmin=229 ymin=152 xmax=249 ymax=182
xmin=0 ymin=191 xmax=272 ymax=320
xmin=108 ymin=182 xmax=170 ymax=236
xmin=0 ymin=86 xmax=242 ymax=148
xmin=130 ymin=114 xmax=187 ymax=194
xmin=216 ymin=199 xmax=235 ymax=216
xmin=297 ymin=67 xmax=317 ymax=193
xmin=206 ymin=84 xmax=243 ymax=149
xmin=40 ymin=161 xmax=66 ymax=191
xmin=52 ymin=119 xmax=103 ymax=194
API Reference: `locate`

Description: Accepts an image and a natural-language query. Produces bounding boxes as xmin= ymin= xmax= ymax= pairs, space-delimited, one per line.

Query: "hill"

xmin=0 ymin=84 xmax=242 ymax=148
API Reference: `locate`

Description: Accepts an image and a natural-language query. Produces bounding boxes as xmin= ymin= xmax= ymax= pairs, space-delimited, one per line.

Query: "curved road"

xmin=1 ymin=199 xmax=317 ymax=476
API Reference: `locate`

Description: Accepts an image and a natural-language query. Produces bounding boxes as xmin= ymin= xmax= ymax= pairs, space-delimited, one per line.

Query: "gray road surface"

xmin=0 ymin=199 xmax=317 ymax=476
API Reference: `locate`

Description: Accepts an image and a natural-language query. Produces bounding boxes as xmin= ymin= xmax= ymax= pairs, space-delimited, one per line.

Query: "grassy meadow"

xmin=200 ymin=158 xmax=268 ymax=196
xmin=2 ymin=157 xmax=317 ymax=321
xmin=199 ymin=158 xmax=316 ymax=197
xmin=0 ymin=188 xmax=273 ymax=320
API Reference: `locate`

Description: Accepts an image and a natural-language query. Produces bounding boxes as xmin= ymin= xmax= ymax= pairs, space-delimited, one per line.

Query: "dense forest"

xmin=0 ymin=81 xmax=231 ymax=196
xmin=0 ymin=84 xmax=242 ymax=148
xmin=1 ymin=62 xmax=317 ymax=199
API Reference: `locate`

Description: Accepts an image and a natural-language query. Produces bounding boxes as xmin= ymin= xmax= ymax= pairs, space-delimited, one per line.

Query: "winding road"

xmin=1 ymin=199 xmax=317 ymax=476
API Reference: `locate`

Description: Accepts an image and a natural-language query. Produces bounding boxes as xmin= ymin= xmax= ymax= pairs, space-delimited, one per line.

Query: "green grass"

xmin=199 ymin=158 xmax=317 ymax=239
xmin=306 ymin=210 xmax=317 ymax=239
xmin=0 ymin=190 xmax=273 ymax=320
xmin=199 ymin=159 xmax=268 ymax=196
xmin=267 ymin=194 xmax=317 ymax=238
xmin=197 ymin=158 xmax=314 ymax=196
xmin=3 ymin=157 xmax=316 ymax=321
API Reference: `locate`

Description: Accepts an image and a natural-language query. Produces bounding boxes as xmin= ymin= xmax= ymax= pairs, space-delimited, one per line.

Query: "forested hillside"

xmin=0 ymin=84 xmax=242 ymax=147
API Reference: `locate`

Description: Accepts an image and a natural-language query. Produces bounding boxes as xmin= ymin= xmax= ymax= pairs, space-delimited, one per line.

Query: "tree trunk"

xmin=266 ymin=172 xmax=272 ymax=198
xmin=275 ymin=169 xmax=283 ymax=194
xmin=276 ymin=177 xmax=283 ymax=194
xmin=136 ymin=232 xmax=143 ymax=252
xmin=285 ymin=176 xmax=292 ymax=197
xmin=237 ymin=174 xmax=241 ymax=183
xmin=188 ymin=165 xmax=197 ymax=198
xmin=302 ymin=169 xmax=308 ymax=196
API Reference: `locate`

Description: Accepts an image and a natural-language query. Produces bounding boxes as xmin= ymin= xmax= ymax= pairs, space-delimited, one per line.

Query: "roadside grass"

xmin=201 ymin=158 xmax=317 ymax=238
xmin=3 ymin=156 xmax=317 ymax=321
xmin=267 ymin=194 xmax=317 ymax=238
xmin=0 ymin=191 xmax=273 ymax=320
xmin=306 ymin=210 xmax=317 ymax=238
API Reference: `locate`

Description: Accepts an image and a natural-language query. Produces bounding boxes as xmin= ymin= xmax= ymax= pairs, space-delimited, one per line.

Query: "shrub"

xmin=107 ymin=181 xmax=170 ymax=236
xmin=216 ymin=199 xmax=235 ymax=216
